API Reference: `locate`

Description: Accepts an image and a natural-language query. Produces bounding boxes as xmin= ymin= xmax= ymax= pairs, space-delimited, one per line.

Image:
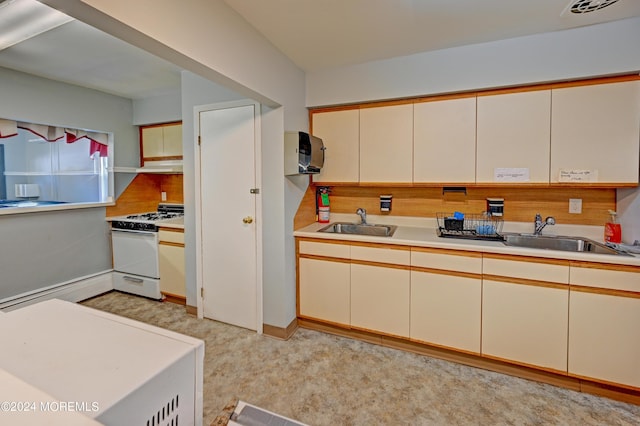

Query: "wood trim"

xmin=158 ymin=227 xmax=184 ymax=233
xmin=349 ymin=240 xmax=411 ymax=251
xmin=142 ymin=155 xmax=183 ymax=162
xmin=308 ymin=74 xmax=640 ymax=113
xmin=161 ymin=292 xmax=186 ymax=305
xmin=570 ymin=285 xmax=640 ymax=299
xmin=411 ymin=266 xmax=482 ymax=280
xmin=185 ymin=304 xmax=197 ymax=315
xmin=480 ymin=353 xmax=568 ymax=376
xmin=299 ymin=318 xmax=640 ymax=404
xmin=570 ymin=261 xmax=640 ymax=273
xmin=296 ymin=237 xmax=352 ymax=246
xmin=411 ymin=246 xmax=483 ymax=258
xmin=483 ymin=252 xmax=570 ymax=267
xmin=484 ymin=274 xmax=569 ymax=290
xmin=297 ymin=315 xmax=351 ymax=330
xmin=578 ymin=378 xmax=640 ymax=403
xmin=350 ymin=258 xmax=411 ymax=270
xmin=159 ymin=241 xmax=185 ymax=248
xmin=298 ymin=254 xmax=351 ymax=264
xmin=263 ymin=317 xmax=299 ymax=340
xmin=349 ymin=324 xmax=410 ymax=341
xmin=409 ymin=336 xmax=480 ymax=357
xmin=140 ymin=120 xmax=183 ymax=129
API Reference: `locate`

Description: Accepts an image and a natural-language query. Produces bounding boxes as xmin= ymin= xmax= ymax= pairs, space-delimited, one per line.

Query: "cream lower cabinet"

xmin=298 ymin=257 xmax=350 ymax=326
xmin=481 ymin=255 xmax=570 ymax=372
xmin=410 ymin=248 xmax=482 ymax=353
xmin=568 ymin=263 xmax=640 ymax=388
xmin=297 ymin=240 xmax=351 ymax=326
xmin=158 ymin=228 xmax=185 ymax=298
xmin=350 ymin=263 xmax=410 ymax=337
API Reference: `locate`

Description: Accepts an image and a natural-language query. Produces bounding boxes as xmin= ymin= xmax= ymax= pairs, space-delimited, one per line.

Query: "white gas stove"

xmin=109 ymin=203 xmax=184 ymax=299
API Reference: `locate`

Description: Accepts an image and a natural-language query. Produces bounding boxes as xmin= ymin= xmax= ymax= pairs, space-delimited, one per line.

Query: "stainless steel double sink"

xmin=502 ymin=233 xmax=628 ymax=256
xmin=318 ymin=222 xmax=397 ymax=237
xmin=317 ymin=221 xmax=629 ymax=256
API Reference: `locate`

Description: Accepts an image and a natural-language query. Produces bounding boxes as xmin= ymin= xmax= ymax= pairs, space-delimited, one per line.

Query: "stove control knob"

xmin=242 ymin=216 xmax=253 ymax=224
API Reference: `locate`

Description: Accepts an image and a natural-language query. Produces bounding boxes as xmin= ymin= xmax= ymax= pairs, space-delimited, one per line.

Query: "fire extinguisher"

xmin=317 ymin=187 xmax=330 ymax=223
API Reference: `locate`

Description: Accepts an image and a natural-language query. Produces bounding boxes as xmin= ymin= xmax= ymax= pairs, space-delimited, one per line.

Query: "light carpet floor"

xmin=81 ymin=291 xmax=640 ymax=426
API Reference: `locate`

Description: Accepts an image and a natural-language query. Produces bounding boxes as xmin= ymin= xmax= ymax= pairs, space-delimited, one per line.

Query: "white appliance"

xmin=0 ymin=299 xmax=204 ymax=426
xmin=109 ymin=203 xmax=184 ymax=299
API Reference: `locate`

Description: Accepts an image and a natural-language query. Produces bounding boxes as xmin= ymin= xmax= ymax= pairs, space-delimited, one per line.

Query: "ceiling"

xmin=0 ymin=0 xmax=640 ymax=99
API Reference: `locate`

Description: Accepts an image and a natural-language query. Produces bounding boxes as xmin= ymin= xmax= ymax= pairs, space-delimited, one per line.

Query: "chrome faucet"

xmin=356 ymin=208 xmax=368 ymax=225
xmin=534 ymin=213 xmax=555 ymax=235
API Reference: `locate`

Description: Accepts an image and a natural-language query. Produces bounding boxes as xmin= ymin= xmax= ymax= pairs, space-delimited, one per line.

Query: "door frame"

xmin=193 ymin=99 xmax=263 ymax=333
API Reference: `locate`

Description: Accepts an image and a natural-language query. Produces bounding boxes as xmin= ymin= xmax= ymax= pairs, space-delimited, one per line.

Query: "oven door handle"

xmin=111 ymin=228 xmax=157 ymax=236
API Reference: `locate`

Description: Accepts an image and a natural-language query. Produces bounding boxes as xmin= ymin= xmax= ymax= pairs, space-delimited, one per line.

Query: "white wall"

xmin=43 ymin=0 xmax=309 ymax=328
xmin=132 ymin=91 xmax=182 ymax=125
xmin=305 ymin=17 xmax=640 ymax=243
xmin=306 ymin=17 xmax=640 ymax=107
xmin=0 ymin=68 xmax=132 ymax=300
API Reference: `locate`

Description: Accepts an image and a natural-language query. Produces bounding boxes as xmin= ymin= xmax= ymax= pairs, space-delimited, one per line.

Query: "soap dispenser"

xmin=604 ymin=210 xmax=621 ymax=243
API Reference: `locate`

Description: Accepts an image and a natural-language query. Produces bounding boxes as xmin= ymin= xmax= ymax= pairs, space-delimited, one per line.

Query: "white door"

xmin=198 ymin=102 xmax=260 ymax=331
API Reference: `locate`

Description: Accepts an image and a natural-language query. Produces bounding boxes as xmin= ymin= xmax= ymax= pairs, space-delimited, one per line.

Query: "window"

xmin=0 ymin=119 xmax=113 ymax=210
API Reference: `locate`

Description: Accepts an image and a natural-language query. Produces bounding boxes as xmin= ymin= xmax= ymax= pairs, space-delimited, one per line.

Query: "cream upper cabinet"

xmin=550 ymin=81 xmax=640 ymax=184
xmin=312 ymin=109 xmax=360 ymax=183
xmin=476 ymin=90 xmax=551 ymax=183
xmin=359 ymin=104 xmax=413 ymax=183
xmin=413 ymin=97 xmax=476 ymax=183
xmin=141 ymin=122 xmax=183 ymax=160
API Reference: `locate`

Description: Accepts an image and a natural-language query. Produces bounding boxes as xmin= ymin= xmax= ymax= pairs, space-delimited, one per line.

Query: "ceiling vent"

xmin=566 ymin=0 xmax=621 ymax=14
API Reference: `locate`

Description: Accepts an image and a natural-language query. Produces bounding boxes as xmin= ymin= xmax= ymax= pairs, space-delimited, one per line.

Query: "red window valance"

xmin=0 ymin=118 xmax=109 ymax=157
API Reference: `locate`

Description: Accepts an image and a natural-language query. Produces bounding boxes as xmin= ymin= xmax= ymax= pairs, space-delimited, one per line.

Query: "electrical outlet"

xmin=161 ymin=191 xmax=167 ymax=201
xmin=569 ymin=198 xmax=582 ymax=214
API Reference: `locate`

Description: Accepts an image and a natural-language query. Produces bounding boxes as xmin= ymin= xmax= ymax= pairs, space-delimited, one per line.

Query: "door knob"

xmin=243 ymin=216 xmax=253 ymax=224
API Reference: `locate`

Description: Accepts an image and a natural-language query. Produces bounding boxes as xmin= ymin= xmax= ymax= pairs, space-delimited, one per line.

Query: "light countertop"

xmin=294 ymin=214 xmax=640 ymax=267
xmin=157 ymin=217 xmax=184 ymax=229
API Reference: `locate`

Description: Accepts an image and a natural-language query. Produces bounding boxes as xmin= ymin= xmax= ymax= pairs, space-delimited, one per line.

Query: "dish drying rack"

xmin=436 ymin=212 xmax=504 ymax=241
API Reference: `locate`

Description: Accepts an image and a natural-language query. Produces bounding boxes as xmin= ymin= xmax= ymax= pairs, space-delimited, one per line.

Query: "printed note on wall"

xmin=494 ymin=168 xmax=530 ymax=182
xmin=558 ymin=169 xmax=598 ymax=182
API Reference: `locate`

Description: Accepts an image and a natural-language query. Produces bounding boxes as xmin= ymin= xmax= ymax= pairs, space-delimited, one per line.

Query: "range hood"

xmin=136 ymin=160 xmax=183 ymax=174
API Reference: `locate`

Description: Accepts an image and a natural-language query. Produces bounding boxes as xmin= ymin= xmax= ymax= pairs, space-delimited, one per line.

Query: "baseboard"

xmin=298 ymin=317 xmax=640 ymax=406
xmin=161 ymin=292 xmax=186 ymax=305
xmin=0 ymin=271 xmax=113 ymax=312
xmin=186 ymin=305 xmax=197 ymax=316
xmin=263 ymin=317 xmax=298 ymax=340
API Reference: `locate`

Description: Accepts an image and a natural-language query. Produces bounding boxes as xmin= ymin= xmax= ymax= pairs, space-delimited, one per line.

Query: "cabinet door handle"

xmin=243 ymin=216 xmax=254 ymax=224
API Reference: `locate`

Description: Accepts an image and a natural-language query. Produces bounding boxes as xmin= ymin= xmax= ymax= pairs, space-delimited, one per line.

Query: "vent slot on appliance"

xmin=146 ymin=394 xmax=179 ymax=426
xmin=567 ymin=0 xmax=621 ymax=14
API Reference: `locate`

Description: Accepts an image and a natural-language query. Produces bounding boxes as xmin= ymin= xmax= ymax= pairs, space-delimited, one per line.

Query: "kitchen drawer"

xmin=159 ymin=229 xmax=184 ymax=244
xmin=298 ymin=240 xmax=350 ymax=259
xmin=411 ymin=248 xmax=481 ymax=274
xmin=570 ymin=263 xmax=640 ymax=293
xmin=351 ymin=244 xmax=410 ymax=266
xmin=483 ymin=255 xmax=569 ymax=284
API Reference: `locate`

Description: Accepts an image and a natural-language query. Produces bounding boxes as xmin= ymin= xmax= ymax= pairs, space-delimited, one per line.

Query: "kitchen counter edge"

xmin=294 ymin=222 xmax=640 ymax=267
